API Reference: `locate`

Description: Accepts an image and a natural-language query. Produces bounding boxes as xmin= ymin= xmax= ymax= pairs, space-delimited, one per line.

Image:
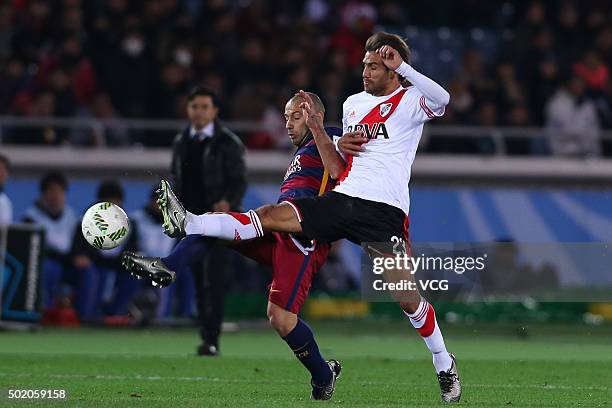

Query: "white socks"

xmin=405 ymin=297 xmax=453 ymax=373
xmin=185 ymin=210 xmax=263 ymax=241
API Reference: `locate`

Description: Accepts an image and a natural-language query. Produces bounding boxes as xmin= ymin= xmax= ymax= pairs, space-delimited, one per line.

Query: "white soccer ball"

xmin=81 ymin=202 xmax=130 ymax=250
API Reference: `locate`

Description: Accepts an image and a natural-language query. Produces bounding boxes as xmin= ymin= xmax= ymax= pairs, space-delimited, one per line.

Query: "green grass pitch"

xmin=0 ymin=321 xmax=610 ymax=407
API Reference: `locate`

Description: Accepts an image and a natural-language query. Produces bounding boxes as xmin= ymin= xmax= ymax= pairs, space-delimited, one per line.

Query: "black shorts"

xmin=287 ymin=191 xmax=409 ymax=245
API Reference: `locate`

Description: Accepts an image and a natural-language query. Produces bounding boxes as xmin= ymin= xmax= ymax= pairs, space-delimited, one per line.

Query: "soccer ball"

xmin=81 ymin=202 xmax=130 ymax=250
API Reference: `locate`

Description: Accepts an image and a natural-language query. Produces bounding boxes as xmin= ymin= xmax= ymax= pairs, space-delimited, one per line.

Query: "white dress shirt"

xmin=190 ymin=122 xmax=215 ymax=140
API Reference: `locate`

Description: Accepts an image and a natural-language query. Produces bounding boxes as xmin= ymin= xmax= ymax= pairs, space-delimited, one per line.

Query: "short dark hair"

xmin=0 ymin=153 xmax=9 ymax=171
xmin=40 ymin=172 xmax=67 ymax=193
xmin=287 ymin=92 xmax=325 ymax=114
xmin=97 ymin=180 xmax=124 ymax=201
xmin=188 ymin=86 xmax=218 ymax=106
xmin=365 ymin=31 xmax=411 ymax=64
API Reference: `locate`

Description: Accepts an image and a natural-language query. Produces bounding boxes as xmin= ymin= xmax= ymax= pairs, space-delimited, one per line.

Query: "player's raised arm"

xmin=298 ymin=90 xmax=346 ymax=179
xmin=378 ymin=45 xmax=450 ymax=112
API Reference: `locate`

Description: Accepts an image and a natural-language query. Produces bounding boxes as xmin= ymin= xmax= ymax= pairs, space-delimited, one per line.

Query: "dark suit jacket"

xmin=171 ymin=119 xmax=246 ymax=213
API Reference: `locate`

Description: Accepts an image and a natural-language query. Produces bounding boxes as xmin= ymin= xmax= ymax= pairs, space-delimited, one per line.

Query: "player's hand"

xmin=297 ymin=90 xmax=324 ymax=130
xmin=213 ymin=200 xmax=230 ymax=212
xmin=338 ymin=131 xmax=367 ymax=156
xmin=377 ymin=45 xmax=403 ymax=71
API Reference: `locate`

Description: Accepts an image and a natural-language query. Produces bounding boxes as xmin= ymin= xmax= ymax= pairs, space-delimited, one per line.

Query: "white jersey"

xmin=334 ymin=86 xmax=444 ymax=215
xmin=23 ymin=204 xmax=77 ymax=255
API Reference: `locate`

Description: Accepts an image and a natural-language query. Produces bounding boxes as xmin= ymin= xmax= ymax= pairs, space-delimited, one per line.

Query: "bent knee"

xmin=267 ymin=309 xmax=287 ymax=329
xmin=268 ymin=308 xmax=297 ymax=336
xmin=256 ymin=203 xmax=301 ymax=233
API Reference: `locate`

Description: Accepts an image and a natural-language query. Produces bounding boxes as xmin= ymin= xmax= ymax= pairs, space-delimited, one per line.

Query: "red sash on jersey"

xmin=337 ymin=89 xmax=407 ymax=184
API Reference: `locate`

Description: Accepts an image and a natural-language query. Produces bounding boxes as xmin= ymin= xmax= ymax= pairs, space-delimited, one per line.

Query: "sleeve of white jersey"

xmin=400 ymin=87 xmax=446 ymax=124
xmin=395 ymin=62 xmax=448 ymax=123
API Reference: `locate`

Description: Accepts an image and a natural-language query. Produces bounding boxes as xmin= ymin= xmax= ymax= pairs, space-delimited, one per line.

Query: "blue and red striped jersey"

xmin=278 ymin=127 xmax=342 ymax=203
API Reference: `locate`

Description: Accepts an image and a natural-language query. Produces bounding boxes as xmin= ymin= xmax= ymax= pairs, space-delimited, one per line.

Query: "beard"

xmin=365 ymin=82 xmax=385 ymax=96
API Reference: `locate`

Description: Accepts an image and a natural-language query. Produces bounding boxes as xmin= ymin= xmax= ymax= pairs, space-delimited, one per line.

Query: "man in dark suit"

xmin=171 ymin=86 xmax=246 ymax=355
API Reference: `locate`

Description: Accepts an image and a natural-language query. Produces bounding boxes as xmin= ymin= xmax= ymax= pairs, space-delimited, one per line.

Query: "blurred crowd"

xmin=0 ymin=158 xmax=357 ymax=325
xmin=17 ymin=172 xmax=198 ymax=325
xmin=0 ymin=0 xmax=611 ymax=155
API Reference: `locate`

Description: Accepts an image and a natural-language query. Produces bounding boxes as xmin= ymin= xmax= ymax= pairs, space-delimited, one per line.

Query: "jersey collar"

xmin=368 ymin=85 xmax=404 ymax=99
xmin=296 ymin=131 xmax=314 ymax=149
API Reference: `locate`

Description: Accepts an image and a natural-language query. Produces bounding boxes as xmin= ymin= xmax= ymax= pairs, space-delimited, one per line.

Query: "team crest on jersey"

xmin=380 ymin=103 xmax=393 ymax=118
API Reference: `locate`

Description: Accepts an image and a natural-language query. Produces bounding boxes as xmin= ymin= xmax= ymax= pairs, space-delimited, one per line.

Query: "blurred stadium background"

xmin=1 ymin=0 xmax=611 ymax=406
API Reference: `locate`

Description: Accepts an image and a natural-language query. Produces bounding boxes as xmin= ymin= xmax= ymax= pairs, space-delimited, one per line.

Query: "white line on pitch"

xmin=0 ymin=373 xmax=609 ymax=391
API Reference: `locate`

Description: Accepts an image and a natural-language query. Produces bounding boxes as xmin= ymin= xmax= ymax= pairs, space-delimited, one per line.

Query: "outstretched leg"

xmin=157 ymin=179 xmax=302 ymax=240
xmin=184 ymin=203 xmax=301 ymax=240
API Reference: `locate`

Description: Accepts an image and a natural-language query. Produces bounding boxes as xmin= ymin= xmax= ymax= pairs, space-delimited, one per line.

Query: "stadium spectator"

xmin=71 ymin=92 xmax=129 ymax=146
xmin=495 ymin=61 xmax=526 ymax=115
xmin=444 ymin=77 xmax=474 ymax=124
xmin=546 ymin=76 xmax=601 ymax=157
xmin=102 ymin=28 xmax=153 ymax=118
xmin=595 ymin=25 xmax=612 ymax=66
xmin=10 ymin=0 xmax=53 ymax=64
xmin=573 ymin=50 xmax=609 ymax=91
xmin=527 ymin=56 xmax=561 ymax=126
xmin=70 ymin=180 xmax=137 ymax=323
xmin=45 ymin=66 xmax=78 ymax=117
xmin=512 ymin=1 xmax=546 ymax=49
xmin=0 ymin=153 xmax=12 ymax=225
xmin=314 ymin=71 xmax=346 ymax=124
xmin=457 ymin=49 xmax=493 ymax=98
xmin=171 ymin=86 xmax=246 ymax=355
xmin=0 ymin=58 xmax=26 ymax=114
xmin=474 ymin=101 xmax=498 ymax=127
xmin=0 ymin=3 xmax=12 ymax=60
xmin=8 ymin=91 xmax=66 ymax=145
xmin=23 ymin=172 xmax=78 ymax=311
xmin=329 ymin=1 xmax=377 ymax=69
xmin=555 ymin=1 xmax=583 ymax=65
xmin=504 ymin=103 xmax=547 ymax=155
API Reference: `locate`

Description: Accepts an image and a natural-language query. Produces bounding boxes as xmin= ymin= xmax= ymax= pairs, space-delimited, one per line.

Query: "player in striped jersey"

xmin=123 ymin=92 xmax=342 ymax=400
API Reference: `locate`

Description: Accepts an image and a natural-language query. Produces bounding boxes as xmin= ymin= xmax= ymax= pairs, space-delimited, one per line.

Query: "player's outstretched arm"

xmin=298 ymin=90 xmax=347 ymax=179
xmin=377 ymin=45 xmax=450 ymax=110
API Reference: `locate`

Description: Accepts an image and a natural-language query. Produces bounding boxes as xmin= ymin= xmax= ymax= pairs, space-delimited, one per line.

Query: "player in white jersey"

xmin=335 ymin=73 xmax=444 ymax=215
xmin=156 ymin=32 xmax=461 ymax=403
